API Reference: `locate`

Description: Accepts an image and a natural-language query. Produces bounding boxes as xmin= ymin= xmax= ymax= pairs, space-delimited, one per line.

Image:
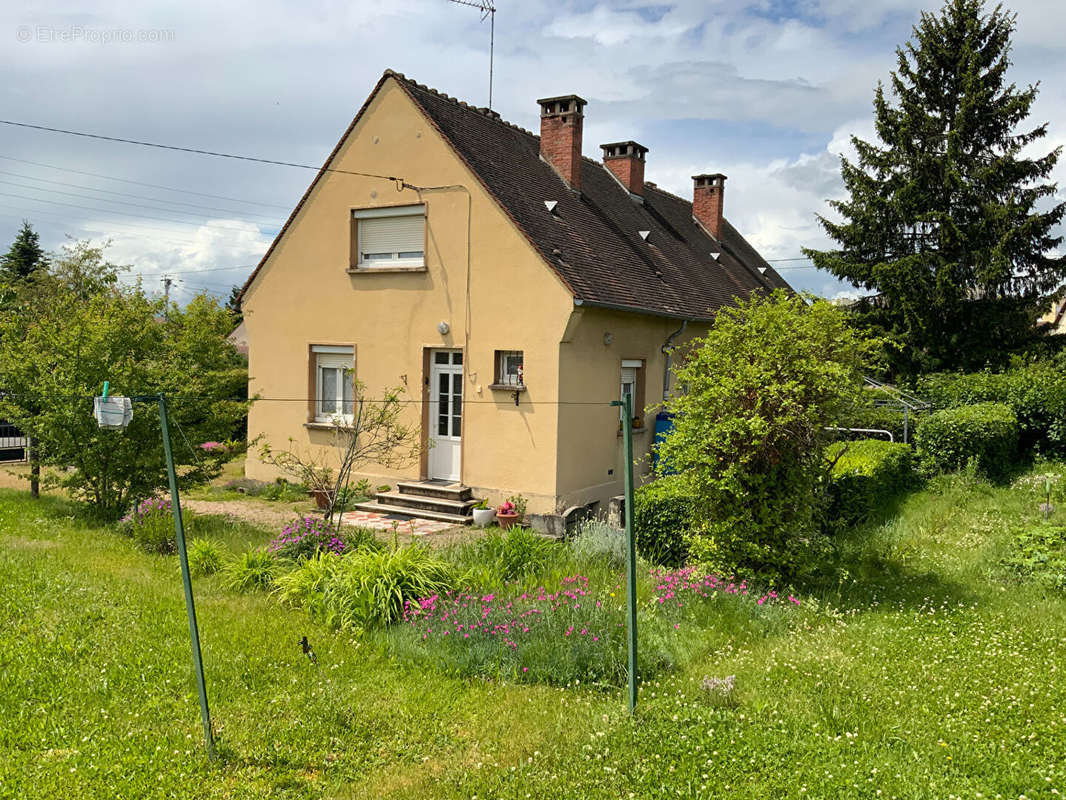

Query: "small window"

xmin=352 ymin=205 xmax=425 ymax=269
xmin=495 ymin=350 xmax=524 ymax=387
xmin=620 ymin=359 xmax=645 ymax=428
xmin=312 ymin=345 xmax=354 ymax=422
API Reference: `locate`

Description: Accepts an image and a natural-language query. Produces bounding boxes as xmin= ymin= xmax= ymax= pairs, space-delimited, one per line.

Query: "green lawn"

xmin=2 ymin=466 xmax=1066 ymax=798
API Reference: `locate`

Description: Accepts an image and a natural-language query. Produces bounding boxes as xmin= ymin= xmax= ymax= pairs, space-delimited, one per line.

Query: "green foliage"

xmin=222 ymin=548 xmax=279 ymax=592
xmin=838 ymin=401 xmax=925 ymax=444
xmin=119 ymin=498 xmax=175 ymax=554
xmin=187 ymin=538 xmax=225 ymax=577
xmin=505 ymin=494 xmax=528 ymax=517
xmin=658 ymin=291 xmax=878 ymax=582
xmin=0 ymin=241 xmax=248 ymax=519
xmin=805 ymin=0 xmax=1066 ymax=376
xmin=915 ymin=402 xmax=1019 ymax=478
xmin=915 ymin=359 xmax=1066 ymax=455
xmin=320 ymin=546 xmax=454 ymax=632
xmin=273 ymin=550 xmax=342 ymax=615
xmin=633 ymin=476 xmax=694 ymax=567
xmin=570 ymin=519 xmax=627 ymax=567
xmin=1002 ymin=524 xmax=1066 ymax=590
xmin=464 ymin=527 xmax=561 ymax=585
xmin=825 ymin=440 xmax=917 ymax=526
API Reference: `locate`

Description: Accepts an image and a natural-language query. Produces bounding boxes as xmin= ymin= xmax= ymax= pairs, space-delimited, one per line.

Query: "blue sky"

xmin=3 ymin=0 xmax=1064 ymax=303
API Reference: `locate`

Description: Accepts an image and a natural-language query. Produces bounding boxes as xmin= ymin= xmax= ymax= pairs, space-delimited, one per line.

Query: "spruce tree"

xmin=0 ymin=220 xmax=47 ymax=282
xmin=806 ymin=0 xmax=1065 ymax=374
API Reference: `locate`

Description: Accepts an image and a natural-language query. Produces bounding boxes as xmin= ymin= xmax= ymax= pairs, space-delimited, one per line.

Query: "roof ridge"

xmin=385 ymin=69 xmax=539 ymax=139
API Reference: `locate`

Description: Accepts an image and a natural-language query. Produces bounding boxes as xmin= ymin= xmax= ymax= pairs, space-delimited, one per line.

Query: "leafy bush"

xmin=274 ymin=550 xmax=343 ymax=615
xmin=914 ymin=402 xmax=1019 ymax=478
xmin=223 ymin=549 xmax=279 ymax=592
xmin=268 ymin=516 xmax=347 ymax=561
xmin=187 ymin=538 xmax=225 ymax=577
xmin=825 ymin=440 xmax=916 ymax=526
xmin=570 ymin=519 xmax=627 ymax=567
xmin=320 ymin=546 xmax=453 ymax=632
xmin=633 ymin=476 xmax=693 ymax=567
xmin=657 ymin=291 xmax=878 ymax=583
xmin=1002 ymin=524 xmax=1066 ymax=589
xmin=837 ymin=402 xmax=925 ymax=445
xmin=916 ymin=360 xmax=1066 ymax=456
xmin=120 ymin=498 xmax=175 ymax=554
xmin=468 ymin=527 xmax=559 ymax=582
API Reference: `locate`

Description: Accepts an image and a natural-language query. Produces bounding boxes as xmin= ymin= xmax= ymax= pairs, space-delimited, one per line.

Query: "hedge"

xmin=916 ymin=362 xmax=1066 ymax=456
xmin=633 ymin=476 xmax=694 ymax=567
xmin=826 ymin=439 xmax=916 ymax=524
xmin=914 ymin=402 xmax=1019 ymax=478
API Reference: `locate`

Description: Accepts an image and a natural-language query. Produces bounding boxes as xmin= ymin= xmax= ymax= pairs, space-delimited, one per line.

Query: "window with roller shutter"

xmin=352 ymin=205 xmax=425 ymax=268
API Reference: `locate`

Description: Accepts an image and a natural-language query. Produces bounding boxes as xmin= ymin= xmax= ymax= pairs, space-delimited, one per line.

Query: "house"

xmin=239 ymin=69 xmax=792 ymax=527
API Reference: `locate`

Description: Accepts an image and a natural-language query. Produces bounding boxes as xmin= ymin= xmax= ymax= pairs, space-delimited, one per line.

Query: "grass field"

xmin=2 ymin=465 xmax=1066 ymax=798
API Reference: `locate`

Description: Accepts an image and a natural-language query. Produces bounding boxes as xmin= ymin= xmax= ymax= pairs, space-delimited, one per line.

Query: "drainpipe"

xmin=661 ymin=320 xmax=688 ymax=398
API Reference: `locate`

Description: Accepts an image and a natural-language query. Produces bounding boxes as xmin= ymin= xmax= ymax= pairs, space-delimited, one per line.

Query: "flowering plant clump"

xmin=392 ymin=568 xmax=803 ymax=687
xmin=120 ymin=497 xmax=175 ymax=554
xmin=269 ymin=516 xmax=346 ymax=561
xmin=497 ymin=501 xmax=517 ymax=516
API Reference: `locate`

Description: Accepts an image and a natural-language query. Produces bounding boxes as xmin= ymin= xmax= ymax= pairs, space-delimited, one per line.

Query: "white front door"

xmin=428 ymin=349 xmax=463 ymax=481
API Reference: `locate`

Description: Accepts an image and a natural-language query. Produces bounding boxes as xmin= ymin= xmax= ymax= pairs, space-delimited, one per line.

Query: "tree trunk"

xmin=28 ymin=437 xmax=40 ymax=499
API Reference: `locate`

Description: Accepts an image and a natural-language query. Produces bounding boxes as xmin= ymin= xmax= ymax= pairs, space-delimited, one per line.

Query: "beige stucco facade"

xmin=243 ymin=76 xmax=704 ymax=514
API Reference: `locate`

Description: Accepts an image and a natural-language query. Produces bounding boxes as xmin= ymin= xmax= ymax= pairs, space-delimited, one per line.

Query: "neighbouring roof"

xmin=242 ymin=69 xmax=792 ymax=320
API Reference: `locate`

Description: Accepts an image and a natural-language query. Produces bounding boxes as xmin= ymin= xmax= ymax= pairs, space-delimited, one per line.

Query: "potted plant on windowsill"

xmin=471 ymin=499 xmax=495 ymax=528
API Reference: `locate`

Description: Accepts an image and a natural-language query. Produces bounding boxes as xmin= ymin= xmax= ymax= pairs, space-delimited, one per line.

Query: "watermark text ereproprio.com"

xmin=16 ymin=25 xmax=175 ymax=44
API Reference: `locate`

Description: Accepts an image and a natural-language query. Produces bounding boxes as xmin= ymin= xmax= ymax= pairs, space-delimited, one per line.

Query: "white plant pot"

xmin=472 ymin=507 xmax=496 ymax=528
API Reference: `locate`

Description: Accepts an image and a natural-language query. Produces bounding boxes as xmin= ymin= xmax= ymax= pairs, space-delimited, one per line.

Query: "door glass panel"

xmin=452 ymin=352 xmax=463 ymax=365
xmin=320 ymin=368 xmax=337 ymax=415
xmin=434 ymin=352 xmax=449 ymax=364
xmin=452 ymin=375 xmax=462 ymax=438
xmin=437 ymin=373 xmax=450 ymax=435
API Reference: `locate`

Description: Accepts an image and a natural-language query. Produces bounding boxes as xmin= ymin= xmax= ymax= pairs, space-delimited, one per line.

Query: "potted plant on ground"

xmin=471 ymin=499 xmax=495 ymax=528
xmin=496 ymin=494 xmax=527 ymax=529
xmin=495 ymin=500 xmax=520 ymax=529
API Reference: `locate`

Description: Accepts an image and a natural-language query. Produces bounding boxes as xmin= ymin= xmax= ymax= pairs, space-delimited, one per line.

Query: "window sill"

xmin=618 ymin=427 xmax=647 ymax=437
xmin=304 ymin=420 xmax=354 ymax=431
xmin=348 ymin=265 xmax=427 ymax=274
xmin=489 ymin=383 xmax=526 ymax=392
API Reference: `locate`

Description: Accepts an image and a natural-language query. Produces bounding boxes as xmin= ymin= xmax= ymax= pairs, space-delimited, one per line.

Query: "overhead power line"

xmin=0 ymin=119 xmax=409 ymax=185
xmin=0 ymin=155 xmax=293 ymax=210
xmin=0 ymin=169 xmax=281 ymax=224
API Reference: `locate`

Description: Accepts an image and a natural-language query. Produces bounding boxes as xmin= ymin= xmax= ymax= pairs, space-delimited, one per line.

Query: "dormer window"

xmin=351 ymin=205 xmax=425 ymax=270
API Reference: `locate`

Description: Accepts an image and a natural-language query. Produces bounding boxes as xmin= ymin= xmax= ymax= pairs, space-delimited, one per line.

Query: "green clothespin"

xmin=102 ymin=381 xmax=110 ymax=399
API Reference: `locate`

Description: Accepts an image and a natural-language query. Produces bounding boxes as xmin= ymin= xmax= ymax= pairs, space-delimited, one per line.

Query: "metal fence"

xmin=0 ymin=420 xmax=27 ymax=462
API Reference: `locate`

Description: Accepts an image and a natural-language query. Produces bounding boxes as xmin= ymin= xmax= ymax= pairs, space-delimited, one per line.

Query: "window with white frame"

xmin=313 ymin=345 xmax=354 ymax=422
xmin=352 ymin=204 xmax=425 ymax=268
xmin=620 ymin=359 xmax=645 ymax=427
xmin=494 ymin=350 xmax=524 ymax=387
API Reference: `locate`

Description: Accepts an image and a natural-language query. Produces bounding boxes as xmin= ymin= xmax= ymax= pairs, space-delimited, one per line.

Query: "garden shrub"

xmin=914 ymin=402 xmax=1019 ymax=478
xmin=570 ymin=519 xmax=627 ymax=567
xmin=825 ymin=439 xmax=917 ymax=525
xmin=1002 ymin=524 xmax=1066 ymax=589
xmin=120 ymin=498 xmax=175 ymax=554
xmin=223 ymin=549 xmax=279 ymax=592
xmin=321 ymin=545 xmax=453 ymax=632
xmin=633 ymin=476 xmax=694 ymax=567
xmin=837 ymin=403 xmax=925 ymax=444
xmin=916 ymin=360 xmax=1066 ymax=456
xmin=657 ymin=291 xmax=878 ymax=584
xmin=269 ymin=516 xmax=346 ymax=561
xmin=274 ymin=550 xmax=343 ymax=616
xmin=470 ymin=527 xmax=560 ymax=581
xmin=187 ymin=538 xmax=225 ymax=577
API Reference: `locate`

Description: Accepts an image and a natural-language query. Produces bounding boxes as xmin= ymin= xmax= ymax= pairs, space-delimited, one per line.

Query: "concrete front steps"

xmin=352 ymin=480 xmax=480 ymax=525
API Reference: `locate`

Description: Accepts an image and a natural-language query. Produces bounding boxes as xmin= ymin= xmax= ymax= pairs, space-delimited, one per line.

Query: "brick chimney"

xmin=692 ymin=174 xmax=726 ymax=239
xmin=601 ymin=141 xmax=648 ymax=196
xmin=538 ymin=94 xmax=587 ymax=191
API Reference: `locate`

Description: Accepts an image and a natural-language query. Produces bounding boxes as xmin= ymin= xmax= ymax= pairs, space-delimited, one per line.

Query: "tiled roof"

xmin=392 ymin=72 xmax=791 ymax=320
xmin=242 ymin=70 xmax=792 ymax=319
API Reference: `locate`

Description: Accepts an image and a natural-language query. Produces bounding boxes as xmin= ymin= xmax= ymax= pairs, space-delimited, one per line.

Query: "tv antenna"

xmin=447 ymin=0 xmax=497 ymax=109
